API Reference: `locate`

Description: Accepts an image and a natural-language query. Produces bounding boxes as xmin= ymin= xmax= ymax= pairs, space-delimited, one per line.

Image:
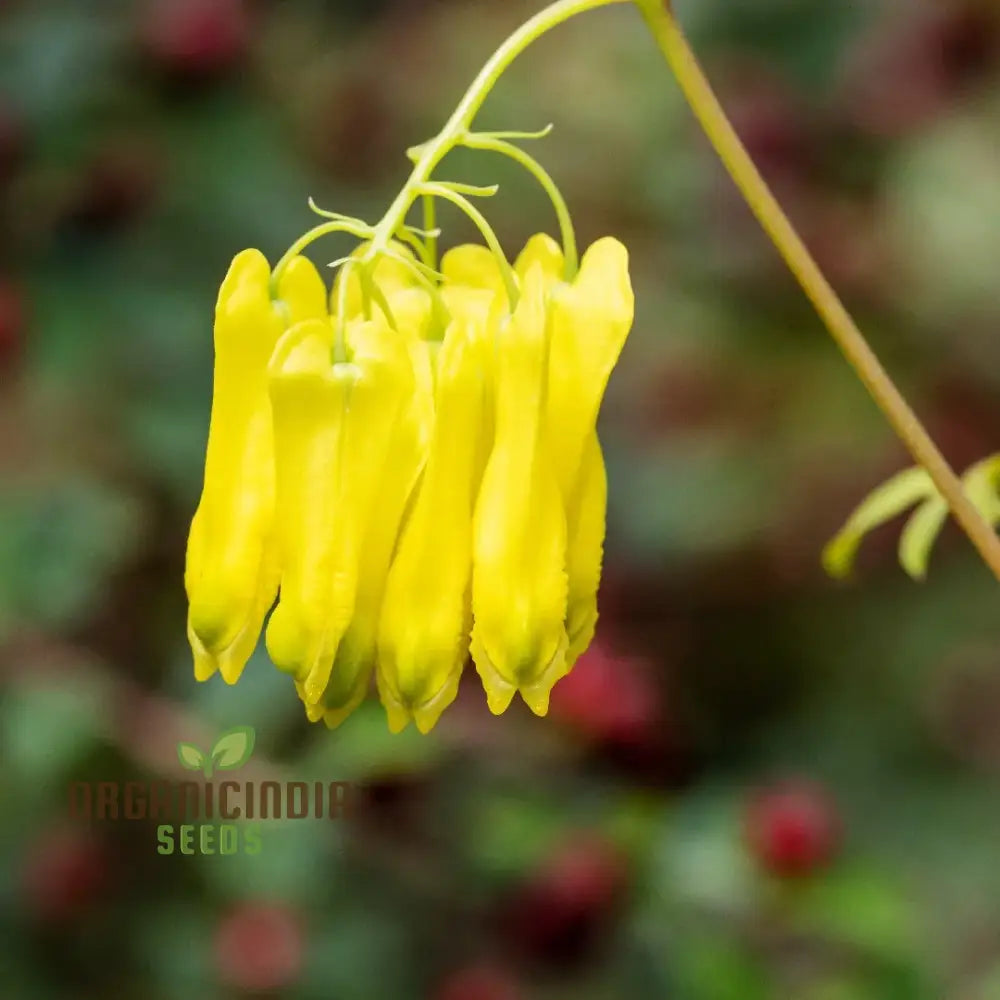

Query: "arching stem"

xmin=363 ymin=0 xmax=631 ymax=265
xmin=633 ymin=0 xmax=1000 ymax=582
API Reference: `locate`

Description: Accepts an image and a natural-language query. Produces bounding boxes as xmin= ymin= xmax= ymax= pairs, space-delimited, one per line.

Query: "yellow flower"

xmin=470 ymin=264 xmax=570 ymax=716
xmin=185 ymin=249 xmax=326 ymax=685
xmin=187 ymin=231 xmax=631 ymax=734
xmin=469 ymin=235 xmax=633 ymax=716
xmin=545 ymin=237 xmax=633 ymax=663
xmin=377 ymin=288 xmax=497 ymax=733
xmin=264 ymin=311 xmax=427 ymax=726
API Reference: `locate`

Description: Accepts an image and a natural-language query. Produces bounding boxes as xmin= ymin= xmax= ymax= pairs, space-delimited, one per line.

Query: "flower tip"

xmin=412 ymin=691 xmax=455 ymax=734
xmin=520 ymin=685 xmax=552 ymax=718
xmin=413 ymin=711 xmax=438 ymax=736
xmin=193 ymin=656 xmax=217 ymax=683
xmin=321 ymin=706 xmax=355 ymax=730
xmin=218 ymin=659 xmax=245 ymax=686
xmin=385 ymin=705 xmax=410 ymax=735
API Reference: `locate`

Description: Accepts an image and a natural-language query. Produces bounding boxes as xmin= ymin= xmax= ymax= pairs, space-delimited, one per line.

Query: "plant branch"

xmin=633 ymin=0 xmax=1000 ymax=581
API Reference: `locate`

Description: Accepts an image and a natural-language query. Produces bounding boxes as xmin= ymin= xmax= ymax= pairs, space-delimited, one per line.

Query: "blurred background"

xmin=3 ymin=0 xmax=1000 ymax=996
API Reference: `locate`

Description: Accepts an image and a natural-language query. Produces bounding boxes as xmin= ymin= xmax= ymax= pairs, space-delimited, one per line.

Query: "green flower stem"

xmin=462 ymin=133 xmax=579 ymax=278
xmin=271 ymin=218 xmax=372 ymax=293
xmin=419 ymin=182 xmax=519 ymax=308
xmin=423 ymin=193 xmax=438 ymax=270
xmin=633 ymin=0 xmax=1000 ymax=582
xmin=363 ymin=0 xmax=631 ymax=266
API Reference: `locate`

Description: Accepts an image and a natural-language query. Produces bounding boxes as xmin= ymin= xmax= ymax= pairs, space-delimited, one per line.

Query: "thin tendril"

xmin=272 ymin=219 xmax=371 ymax=295
xmin=423 ymin=193 xmax=438 ymax=271
xmin=462 ymin=133 xmax=578 ymax=278
xmin=419 ymin=182 xmax=518 ymax=309
xmin=393 ymin=227 xmax=431 ymax=266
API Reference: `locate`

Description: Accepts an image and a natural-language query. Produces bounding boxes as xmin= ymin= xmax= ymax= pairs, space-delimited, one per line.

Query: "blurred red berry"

xmin=22 ymin=829 xmax=106 ymax=922
xmin=500 ymin=835 xmax=627 ymax=965
xmin=435 ymin=964 xmax=522 ymax=1000
xmin=215 ymin=903 xmax=303 ymax=992
xmin=142 ymin=0 xmax=249 ymax=82
xmin=550 ymin=640 xmax=660 ymax=748
xmin=0 ymin=279 xmax=25 ymax=368
xmin=744 ymin=780 xmax=841 ymax=877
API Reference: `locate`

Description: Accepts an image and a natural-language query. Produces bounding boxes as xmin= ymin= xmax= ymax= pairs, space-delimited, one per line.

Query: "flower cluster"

xmin=184 ymin=233 xmax=633 ymax=732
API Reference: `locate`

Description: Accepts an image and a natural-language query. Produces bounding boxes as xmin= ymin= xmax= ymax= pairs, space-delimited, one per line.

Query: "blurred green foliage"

xmin=3 ymin=0 xmax=1000 ymax=998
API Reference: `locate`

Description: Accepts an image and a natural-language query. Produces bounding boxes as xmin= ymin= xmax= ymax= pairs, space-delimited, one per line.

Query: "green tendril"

xmin=422 ymin=193 xmax=438 ymax=271
xmin=419 ymin=182 xmax=518 ymax=308
xmin=379 ymin=248 xmax=451 ymax=332
xmin=461 ymin=132 xmax=578 ymax=278
xmin=364 ymin=0 xmax=630 ymax=269
xmin=272 ymin=218 xmax=372 ymax=296
xmin=361 ymin=267 xmax=397 ymax=329
xmin=333 ymin=259 xmax=356 ymax=363
xmin=393 ymin=227 xmax=432 ymax=266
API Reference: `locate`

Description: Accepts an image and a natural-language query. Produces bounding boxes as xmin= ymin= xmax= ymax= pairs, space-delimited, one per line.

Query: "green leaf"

xmin=898 ymin=496 xmax=948 ymax=581
xmin=962 ymin=454 xmax=1000 ymax=523
xmin=898 ymin=453 xmax=1000 ymax=580
xmin=210 ymin=725 xmax=256 ymax=770
xmin=177 ymin=743 xmax=207 ymax=772
xmin=823 ymin=467 xmax=934 ymax=578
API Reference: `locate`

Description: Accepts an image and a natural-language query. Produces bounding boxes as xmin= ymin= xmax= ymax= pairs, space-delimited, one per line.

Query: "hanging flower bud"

xmin=544 ymin=237 xmax=633 ymax=666
xmin=471 ymin=265 xmax=569 ymax=717
xmin=264 ymin=312 xmax=421 ymax=723
xmin=185 ymin=250 xmax=326 ymax=684
xmin=377 ymin=290 xmax=495 ymax=733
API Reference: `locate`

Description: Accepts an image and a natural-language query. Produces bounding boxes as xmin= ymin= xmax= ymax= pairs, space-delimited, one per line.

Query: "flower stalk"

xmin=632 ymin=0 xmax=1000 ymax=582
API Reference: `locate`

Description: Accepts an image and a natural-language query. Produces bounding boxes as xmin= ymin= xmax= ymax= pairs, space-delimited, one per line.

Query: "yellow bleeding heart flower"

xmin=264 ymin=312 xmax=420 ymax=723
xmin=185 ymin=250 xmax=326 ymax=685
xmin=471 ymin=264 xmax=569 ymax=717
xmin=377 ymin=289 xmax=495 ymax=733
xmin=545 ymin=237 xmax=633 ymax=666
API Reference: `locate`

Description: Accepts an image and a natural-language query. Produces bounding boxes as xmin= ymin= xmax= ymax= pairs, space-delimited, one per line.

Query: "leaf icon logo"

xmin=176 ymin=726 xmax=255 ymax=778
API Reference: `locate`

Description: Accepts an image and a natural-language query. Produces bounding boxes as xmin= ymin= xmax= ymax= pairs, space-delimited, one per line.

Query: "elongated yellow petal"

xmin=377 ymin=301 xmax=491 ymax=733
xmin=332 ymin=240 xmax=421 ymax=318
xmin=514 ymin=232 xmax=564 ymax=284
xmin=546 ymin=238 xmax=633 ymax=499
xmin=441 ymin=244 xmax=506 ymax=297
xmin=319 ymin=339 xmax=431 ymax=728
xmin=265 ymin=314 xmax=416 ymax=720
xmin=564 ymin=432 xmax=608 ymax=667
xmin=185 ymin=251 xmax=325 ymax=684
xmin=471 ymin=266 xmax=568 ymax=717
